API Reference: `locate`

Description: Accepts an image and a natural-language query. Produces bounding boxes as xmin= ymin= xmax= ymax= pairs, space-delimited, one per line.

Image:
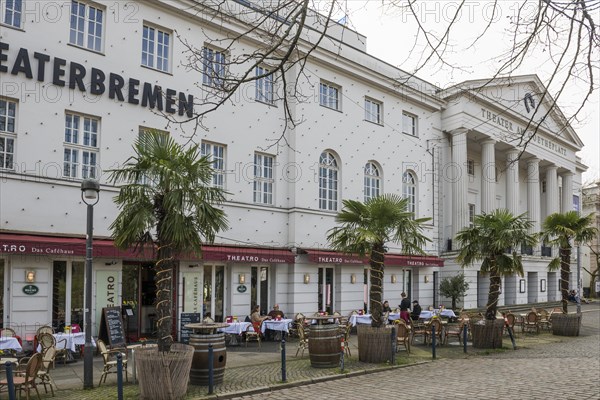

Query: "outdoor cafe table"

xmin=349 ymin=313 xmax=403 ymax=326
xmin=0 ymin=337 xmax=22 ymax=352
xmin=36 ymin=332 xmax=96 ymax=353
xmin=218 ymin=322 xmax=252 ymax=346
xmin=261 ymin=319 xmax=293 ymax=335
xmin=419 ymin=309 xmax=457 ymax=319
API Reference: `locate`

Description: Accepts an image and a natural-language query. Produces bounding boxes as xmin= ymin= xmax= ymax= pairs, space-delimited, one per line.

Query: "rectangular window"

xmin=63 ymin=112 xmax=99 ymax=179
xmin=468 ymin=203 xmax=476 ymax=227
xmin=402 ymin=112 xmax=417 ymax=136
xmin=0 ymin=99 xmax=17 ymax=170
xmin=253 ymin=153 xmax=274 ymax=204
xmin=201 ymin=141 xmax=225 ymax=189
xmin=3 ymin=0 xmax=22 ymax=28
xmin=202 ymin=47 xmax=226 ymax=88
xmin=542 ymin=180 xmax=547 ymax=193
xmin=467 ymin=159 xmax=475 ymax=176
xmin=319 ymin=82 xmax=340 ymax=110
xmin=365 ymin=98 xmax=382 ymax=124
xmin=142 ymin=24 xmax=171 ymax=72
xmin=255 ymin=66 xmax=274 ymax=104
xmin=69 ymin=0 xmax=104 ymax=52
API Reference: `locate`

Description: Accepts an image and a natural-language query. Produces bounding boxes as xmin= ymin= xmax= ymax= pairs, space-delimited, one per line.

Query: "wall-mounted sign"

xmin=22 ymin=284 xmax=39 ymax=295
xmin=237 ymin=285 xmax=247 ymax=293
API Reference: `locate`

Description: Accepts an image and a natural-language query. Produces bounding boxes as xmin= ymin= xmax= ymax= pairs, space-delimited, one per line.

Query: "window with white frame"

xmin=255 ymin=66 xmax=274 ymax=104
xmin=63 ymin=112 xmax=99 ymax=179
xmin=402 ymin=112 xmax=417 ymax=136
xmin=2 ymin=0 xmax=22 ymax=28
xmin=365 ymin=98 xmax=382 ymax=124
xmin=142 ymin=24 xmax=171 ymax=72
xmin=0 ymin=99 xmax=16 ymax=170
xmin=402 ymin=171 xmax=417 ymax=217
xmin=467 ymin=159 xmax=475 ymax=176
xmin=69 ymin=1 xmax=104 ymax=52
xmin=202 ymin=47 xmax=226 ymax=88
xmin=201 ymin=141 xmax=225 ymax=189
xmin=364 ymin=162 xmax=381 ymax=201
xmin=319 ymin=152 xmax=338 ymax=211
xmin=319 ymin=82 xmax=340 ymax=110
xmin=468 ymin=203 xmax=476 ymax=227
xmin=253 ymin=153 xmax=274 ymax=204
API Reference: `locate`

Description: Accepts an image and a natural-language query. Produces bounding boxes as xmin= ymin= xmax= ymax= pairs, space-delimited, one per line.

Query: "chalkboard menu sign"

xmin=179 ymin=313 xmax=201 ymax=344
xmin=99 ymin=307 xmax=126 ymax=347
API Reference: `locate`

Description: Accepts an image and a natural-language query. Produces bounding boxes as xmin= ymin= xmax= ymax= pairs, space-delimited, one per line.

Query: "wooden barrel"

xmin=308 ymin=323 xmax=340 ymax=368
xmin=189 ymin=332 xmax=227 ymax=385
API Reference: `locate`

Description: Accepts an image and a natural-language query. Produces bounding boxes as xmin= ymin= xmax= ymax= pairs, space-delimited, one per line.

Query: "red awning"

xmin=384 ymin=254 xmax=445 ymax=267
xmin=0 ymin=233 xmax=152 ymax=259
xmin=304 ymin=249 xmax=444 ymax=267
xmin=305 ymin=250 xmax=366 ymax=265
xmin=201 ymin=246 xmax=295 ymax=264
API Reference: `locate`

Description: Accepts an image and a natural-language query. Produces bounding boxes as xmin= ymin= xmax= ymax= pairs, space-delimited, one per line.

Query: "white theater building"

xmin=0 ymin=0 xmax=585 ymax=341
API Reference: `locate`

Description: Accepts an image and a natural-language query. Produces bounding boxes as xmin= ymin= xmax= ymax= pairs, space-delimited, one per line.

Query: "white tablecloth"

xmin=219 ymin=322 xmax=252 ymax=335
xmin=349 ymin=314 xmax=401 ymax=326
xmin=261 ymin=319 xmax=292 ymax=334
xmin=419 ymin=309 xmax=457 ymax=319
xmin=0 ymin=337 xmax=22 ymax=351
xmin=37 ymin=332 xmax=96 ymax=352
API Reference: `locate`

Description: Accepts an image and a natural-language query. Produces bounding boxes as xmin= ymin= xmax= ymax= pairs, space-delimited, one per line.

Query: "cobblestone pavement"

xmin=1 ymin=305 xmax=597 ymax=400
xmin=230 ymin=306 xmax=600 ymax=400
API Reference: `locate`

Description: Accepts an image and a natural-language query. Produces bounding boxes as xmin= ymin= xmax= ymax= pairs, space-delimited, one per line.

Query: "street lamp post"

xmin=81 ymin=179 xmax=100 ymax=389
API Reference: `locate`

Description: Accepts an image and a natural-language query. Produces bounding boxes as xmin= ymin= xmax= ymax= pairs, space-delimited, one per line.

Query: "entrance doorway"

xmin=204 ymin=265 xmax=225 ymax=322
xmin=318 ymin=267 xmax=334 ymax=314
xmin=122 ymin=263 xmax=156 ymax=341
xmin=250 ymin=266 xmax=268 ymax=317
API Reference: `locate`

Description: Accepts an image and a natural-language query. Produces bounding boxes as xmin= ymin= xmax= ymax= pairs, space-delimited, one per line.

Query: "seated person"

xmin=568 ymin=290 xmax=578 ymax=303
xmin=410 ymin=300 xmax=422 ymax=321
xmin=382 ymin=301 xmax=392 ymax=313
xmin=250 ymin=305 xmax=270 ymax=323
xmin=267 ymin=304 xmax=284 ymax=319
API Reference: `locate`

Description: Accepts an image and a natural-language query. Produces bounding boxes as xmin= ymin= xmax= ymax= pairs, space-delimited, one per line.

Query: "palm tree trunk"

xmin=560 ymin=247 xmax=572 ymax=314
xmin=156 ymin=244 xmax=174 ymax=352
xmin=369 ymin=243 xmax=385 ymax=327
xmin=486 ymin=264 xmax=501 ymax=320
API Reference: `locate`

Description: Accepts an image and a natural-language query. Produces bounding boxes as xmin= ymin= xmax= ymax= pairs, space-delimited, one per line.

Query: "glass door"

xmin=203 ymin=265 xmax=225 ymax=322
xmin=122 ymin=264 xmax=140 ymax=341
xmin=318 ymin=267 xmax=334 ymax=314
xmin=251 ymin=266 xmax=268 ymax=316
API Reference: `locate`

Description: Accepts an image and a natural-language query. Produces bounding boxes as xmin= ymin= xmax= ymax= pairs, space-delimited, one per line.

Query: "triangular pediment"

xmin=441 ymin=75 xmax=584 ymax=150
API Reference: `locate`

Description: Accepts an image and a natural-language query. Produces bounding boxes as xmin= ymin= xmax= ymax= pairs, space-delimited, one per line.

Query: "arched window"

xmin=402 ymin=171 xmax=417 ymax=217
xmin=364 ymin=162 xmax=381 ymax=201
xmin=319 ymin=152 xmax=338 ymax=211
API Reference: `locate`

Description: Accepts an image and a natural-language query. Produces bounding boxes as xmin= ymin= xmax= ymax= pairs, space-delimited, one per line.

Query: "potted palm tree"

xmin=327 ymin=195 xmax=430 ymax=363
xmin=456 ymin=209 xmax=536 ymax=349
xmin=109 ymin=131 xmax=228 ymax=398
xmin=541 ymin=211 xmax=597 ymax=336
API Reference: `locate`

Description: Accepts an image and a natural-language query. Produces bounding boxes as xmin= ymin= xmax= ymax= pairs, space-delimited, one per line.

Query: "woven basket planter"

xmin=470 ymin=318 xmax=504 ymax=349
xmin=551 ymin=313 xmax=582 ymax=337
xmin=137 ymin=343 xmax=194 ymax=400
xmin=357 ymin=325 xmax=393 ymax=363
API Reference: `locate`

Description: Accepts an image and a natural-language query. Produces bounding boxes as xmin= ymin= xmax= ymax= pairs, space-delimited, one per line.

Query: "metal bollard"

xmin=431 ymin=325 xmax=436 ymax=359
xmin=463 ymin=324 xmax=468 ymax=353
xmin=280 ymin=339 xmax=287 ymax=382
xmin=507 ymin=326 xmax=517 ymax=350
xmin=116 ymin=353 xmax=123 ymax=400
xmin=5 ymin=361 xmax=15 ymax=400
xmin=390 ymin=326 xmax=396 ymax=365
xmin=208 ymin=344 xmax=214 ymax=395
xmin=339 ymin=338 xmax=345 ymax=372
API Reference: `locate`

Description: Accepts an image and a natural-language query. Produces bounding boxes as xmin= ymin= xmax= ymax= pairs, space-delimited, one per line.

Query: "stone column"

xmin=481 ymin=139 xmax=496 ymax=213
xmin=546 ymin=166 xmax=559 ymax=216
xmin=451 ymin=129 xmax=469 ymax=239
xmin=527 ymin=158 xmax=541 ymax=243
xmin=505 ymin=149 xmax=520 ymax=216
xmin=561 ymin=172 xmax=573 ymax=213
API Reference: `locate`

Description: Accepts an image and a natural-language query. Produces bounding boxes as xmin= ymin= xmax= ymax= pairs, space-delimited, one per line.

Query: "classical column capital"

xmin=480 ymin=138 xmax=496 ymax=146
xmin=450 ymin=128 xmax=469 ymax=137
xmin=526 ymin=157 xmax=540 ymax=166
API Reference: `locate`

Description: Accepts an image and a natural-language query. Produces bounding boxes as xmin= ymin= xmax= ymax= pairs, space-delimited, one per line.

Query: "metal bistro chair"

xmin=523 ymin=311 xmax=540 ymax=334
xmin=0 ymin=353 xmax=43 ymax=400
xmin=424 ymin=318 xmax=443 ymax=346
xmin=339 ymin=322 xmax=352 ymax=357
xmin=17 ymin=346 xmax=57 ymax=397
xmin=97 ymin=339 xmax=128 ymax=386
xmin=245 ymin=321 xmax=262 ymax=350
xmin=393 ymin=319 xmax=411 ymax=355
xmin=295 ymin=324 xmax=309 ymax=358
xmin=538 ymin=309 xmax=552 ymax=331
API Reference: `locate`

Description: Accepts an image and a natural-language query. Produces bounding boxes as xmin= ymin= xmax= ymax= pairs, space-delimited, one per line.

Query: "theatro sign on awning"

xmin=304 ymin=249 xmax=444 ymax=267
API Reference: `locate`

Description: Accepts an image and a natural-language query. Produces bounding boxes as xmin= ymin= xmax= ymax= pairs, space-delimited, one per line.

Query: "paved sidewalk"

xmin=1 ymin=303 xmax=598 ymax=399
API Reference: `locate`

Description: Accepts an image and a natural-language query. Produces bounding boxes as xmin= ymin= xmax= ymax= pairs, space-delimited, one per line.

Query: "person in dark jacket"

xmin=410 ymin=300 xmax=422 ymax=320
xmin=382 ymin=300 xmax=392 ymax=313
xmin=399 ymin=292 xmax=411 ymax=323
